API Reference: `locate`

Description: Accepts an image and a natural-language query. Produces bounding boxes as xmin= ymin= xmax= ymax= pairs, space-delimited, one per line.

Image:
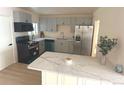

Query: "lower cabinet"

xmin=73 ymin=41 xmax=82 ymax=55
xmin=38 ymin=39 xmax=74 ymax=55
xmin=39 ymin=40 xmax=45 ymax=55
xmin=55 ymin=40 xmax=74 ymax=54
xmin=55 ymin=40 xmax=68 ymax=53
xmin=42 ymin=71 xmax=113 ymax=85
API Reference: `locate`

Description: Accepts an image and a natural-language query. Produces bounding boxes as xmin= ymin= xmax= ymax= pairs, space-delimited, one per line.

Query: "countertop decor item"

xmin=114 ymin=64 xmax=123 ymax=73
xmin=65 ymin=57 xmax=73 ymax=65
xmin=40 ymin=31 xmax=45 ymax=38
xmin=28 ymin=52 xmax=124 ymax=85
xmin=97 ymin=36 xmax=117 ymax=65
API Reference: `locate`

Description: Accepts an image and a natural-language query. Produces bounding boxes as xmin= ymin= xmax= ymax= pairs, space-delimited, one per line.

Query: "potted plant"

xmin=97 ymin=36 xmax=117 ymax=65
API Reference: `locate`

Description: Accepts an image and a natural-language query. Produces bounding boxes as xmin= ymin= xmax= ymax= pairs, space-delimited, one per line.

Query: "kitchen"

xmin=0 ymin=7 xmax=124 ymax=85
xmin=14 ymin=8 xmax=94 ymax=64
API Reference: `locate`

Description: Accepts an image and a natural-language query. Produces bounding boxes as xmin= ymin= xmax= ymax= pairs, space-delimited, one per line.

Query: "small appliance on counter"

xmin=75 ymin=35 xmax=81 ymax=41
xmin=40 ymin=31 xmax=45 ymax=38
xmin=16 ymin=36 xmax=39 ymax=64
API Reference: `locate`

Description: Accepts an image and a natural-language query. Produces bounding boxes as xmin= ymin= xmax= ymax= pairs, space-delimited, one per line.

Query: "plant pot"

xmin=101 ymin=55 xmax=106 ymax=65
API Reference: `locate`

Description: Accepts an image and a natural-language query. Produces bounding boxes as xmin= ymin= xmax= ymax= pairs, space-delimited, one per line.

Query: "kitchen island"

xmin=28 ymin=52 xmax=124 ymax=85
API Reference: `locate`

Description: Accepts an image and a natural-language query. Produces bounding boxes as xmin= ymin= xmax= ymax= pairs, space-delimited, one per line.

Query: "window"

xmin=28 ymin=23 xmax=38 ymax=40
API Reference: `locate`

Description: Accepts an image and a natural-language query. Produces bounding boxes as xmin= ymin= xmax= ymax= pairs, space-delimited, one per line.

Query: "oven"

xmin=16 ymin=36 xmax=39 ymax=64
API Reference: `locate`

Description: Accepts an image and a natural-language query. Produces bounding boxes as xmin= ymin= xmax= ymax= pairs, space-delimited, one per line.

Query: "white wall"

xmin=0 ymin=7 xmax=15 ymax=70
xmin=93 ymin=8 xmax=124 ymax=67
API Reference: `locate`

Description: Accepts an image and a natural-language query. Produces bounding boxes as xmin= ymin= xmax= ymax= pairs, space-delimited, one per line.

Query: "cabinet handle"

xmin=8 ymin=44 xmax=12 ymax=46
xmin=33 ymin=52 xmax=37 ymax=55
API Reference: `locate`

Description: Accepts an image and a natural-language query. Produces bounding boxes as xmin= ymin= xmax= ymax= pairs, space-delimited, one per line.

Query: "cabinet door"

xmin=56 ymin=17 xmax=64 ymax=25
xmin=75 ymin=17 xmax=84 ymax=25
xmin=54 ymin=40 xmax=61 ymax=52
xmin=63 ymin=17 xmax=70 ymax=25
xmin=75 ymin=17 xmax=92 ymax=26
xmin=83 ymin=18 xmax=92 ymax=25
xmin=62 ymin=74 xmax=78 ymax=85
xmin=55 ymin=40 xmax=68 ymax=53
xmin=39 ymin=17 xmax=48 ymax=31
xmin=13 ymin=11 xmax=21 ymax=22
xmin=47 ymin=17 xmax=56 ymax=32
xmin=61 ymin=40 xmax=68 ymax=53
xmin=13 ymin=11 xmax=32 ymax=23
xmin=73 ymin=41 xmax=81 ymax=55
xmin=68 ymin=41 xmax=74 ymax=54
xmin=42 ymin=71 xmax=58 ymax=85
xmin=39 ymin=40 xmax=45 ymax=54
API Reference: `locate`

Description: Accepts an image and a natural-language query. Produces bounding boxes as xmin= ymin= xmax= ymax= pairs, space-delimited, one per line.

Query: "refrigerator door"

xmin=80 ymin=26 xmax=93 ymax=56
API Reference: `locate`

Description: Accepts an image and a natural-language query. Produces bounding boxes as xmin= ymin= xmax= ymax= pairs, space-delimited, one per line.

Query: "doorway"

xmin=0 ymin=16 xmax=14 ymax=70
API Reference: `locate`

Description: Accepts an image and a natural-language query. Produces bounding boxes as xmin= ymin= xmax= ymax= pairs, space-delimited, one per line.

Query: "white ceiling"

xmin=28 ymin=7 xmax=98 ymax=15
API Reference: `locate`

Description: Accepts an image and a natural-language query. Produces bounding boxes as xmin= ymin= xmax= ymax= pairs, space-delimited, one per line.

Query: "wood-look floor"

xmin=0 ymin=63 xmax=41 ymax=85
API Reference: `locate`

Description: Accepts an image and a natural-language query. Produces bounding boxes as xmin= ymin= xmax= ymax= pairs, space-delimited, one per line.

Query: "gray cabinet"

xmin=75 ymin=17 xmax=92 ymax=26
xmin=39 ymin=40 xmax=45 ymax=55
xmin=73 ymin=41 xmax=82 ymax=55
xmin=55 ymin=40 xmax=74 ymax=53
xmin=39 ymin=17 xmax=57 ymax=32
xmin=13 ymin=11 xmax=32 ymax=23
xmin=39 ymin=17 xmax=48 ymax=31
xmin=47 ymin=17 xmax=57 ymax=32
xmin=75 ymin=17 xmax=85 ymax=25
xmin=56 ymin=17 xmax=70 ymax=25
xmin=39 ymin=16 xmax=92 ymax=32
xmin=55 ymin=40 xmax=68 ymax=53
xmin=68 ymin=41 xmax=74 ymax=54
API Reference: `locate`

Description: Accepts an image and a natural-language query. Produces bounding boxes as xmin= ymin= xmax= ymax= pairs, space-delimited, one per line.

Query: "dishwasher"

xmin=45 ymin=39 xmax=55 ymax=51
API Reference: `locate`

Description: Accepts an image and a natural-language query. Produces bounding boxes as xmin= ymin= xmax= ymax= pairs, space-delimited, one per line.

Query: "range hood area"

xmin=14 ymin=22 xmax=34 ymax=32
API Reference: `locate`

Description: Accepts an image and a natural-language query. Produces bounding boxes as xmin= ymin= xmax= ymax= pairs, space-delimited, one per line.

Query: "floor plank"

xmin=0 ymin=63 xmax=41 ymax=85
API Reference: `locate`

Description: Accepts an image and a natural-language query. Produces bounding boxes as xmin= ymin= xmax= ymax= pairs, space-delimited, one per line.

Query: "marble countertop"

xmin=28 ymin=52 xmax=124 ymax=84
xmin=34 ymin=37 xmax=56 ymax=41
xmin=33 ymin=37 xmax=75 ymax=42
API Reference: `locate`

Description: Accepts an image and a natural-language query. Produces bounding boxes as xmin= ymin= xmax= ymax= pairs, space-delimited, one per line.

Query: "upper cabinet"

xmin=75 ymin=17 xmax=92 ymax=26
xmin=39 ymin=17 xmax=57 ymax=32
xmin=39 ymin=16 xmax=92 ymax=32
xmin=47 ymin=17 xmax=57 ymax=32
xmin=39 ymin=17 xmax=48 ymax=31
xmin=13 ymin=11 xmax=32 ymax=23
xmin=56 ymin=17 xmax=70 ymax=25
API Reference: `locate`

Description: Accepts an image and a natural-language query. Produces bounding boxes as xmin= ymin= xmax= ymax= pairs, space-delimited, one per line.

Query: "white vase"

xmin=101 ymin=55 xmax=106 ymax=65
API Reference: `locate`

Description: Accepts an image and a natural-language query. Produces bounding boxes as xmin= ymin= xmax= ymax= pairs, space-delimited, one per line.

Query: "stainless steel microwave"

xmin=14 ymin=22 xmax=34 ymax=32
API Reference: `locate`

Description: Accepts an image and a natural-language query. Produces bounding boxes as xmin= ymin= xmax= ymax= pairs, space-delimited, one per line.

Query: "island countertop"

xmin=28 ymin=52 xmax=124 ymax=84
